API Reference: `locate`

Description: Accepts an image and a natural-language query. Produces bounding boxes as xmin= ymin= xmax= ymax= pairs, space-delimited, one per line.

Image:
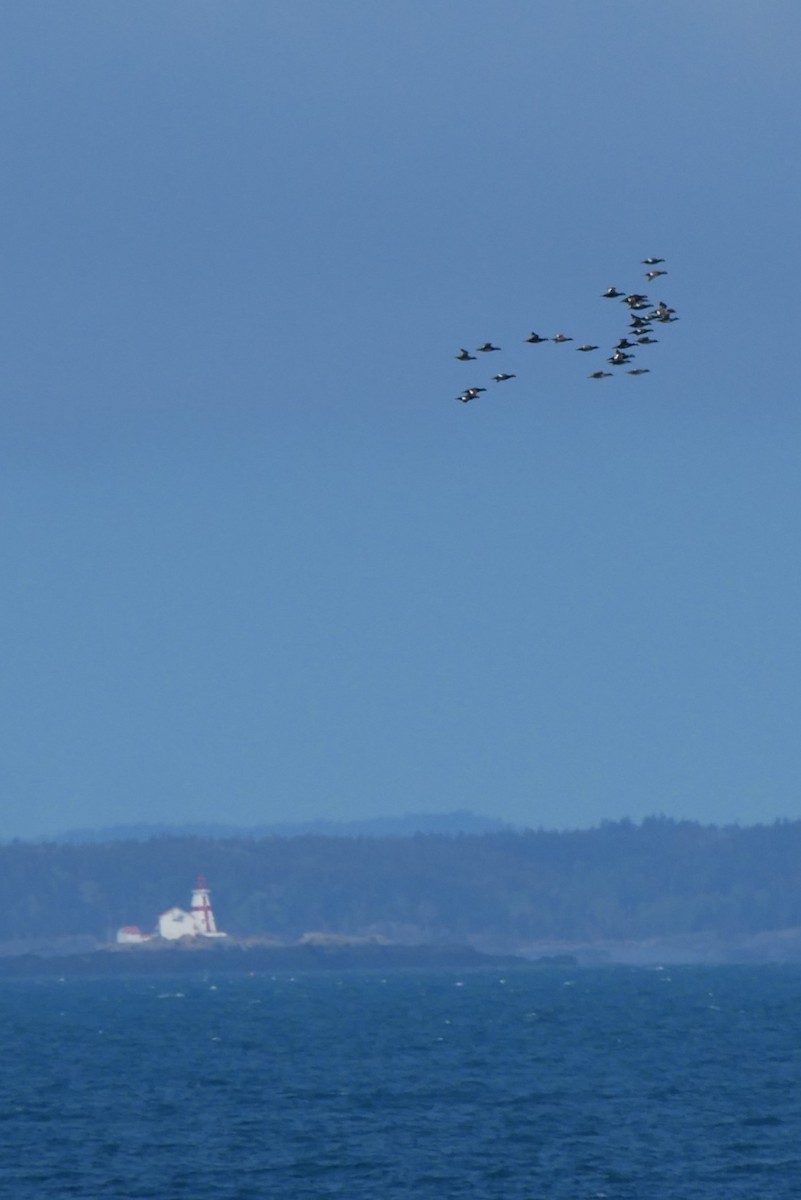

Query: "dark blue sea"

xmin=3 ymin=965 xmax=801 ymax=1198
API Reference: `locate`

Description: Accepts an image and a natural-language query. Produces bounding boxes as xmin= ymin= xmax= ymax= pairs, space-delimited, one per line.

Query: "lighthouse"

xmin=190 ymin=875 xmax=226 ymax=938
xmin=117 ymin=875 xmax=228 ymax=943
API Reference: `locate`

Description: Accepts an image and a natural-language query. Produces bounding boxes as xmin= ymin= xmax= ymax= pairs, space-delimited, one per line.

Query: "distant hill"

xmin=52 ymin=810 xmax=511 ymax=844
xmin=5 ymin=817 xmax=801 ymax=963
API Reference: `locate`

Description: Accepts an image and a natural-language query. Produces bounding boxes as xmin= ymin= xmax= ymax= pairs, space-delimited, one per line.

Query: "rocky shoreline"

xmin=0 ymin=941 xmax=544 ymax=977
xmin=4 ymin=926 xmax=801 ymax=975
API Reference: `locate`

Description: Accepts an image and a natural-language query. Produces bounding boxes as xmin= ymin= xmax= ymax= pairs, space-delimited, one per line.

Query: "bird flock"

xmin=454 ymin=257 xmax=678 ymax=403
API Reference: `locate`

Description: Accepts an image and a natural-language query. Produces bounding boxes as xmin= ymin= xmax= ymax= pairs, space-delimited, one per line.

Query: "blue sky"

xmin=1 ymin=1 xmax=800 ymax=838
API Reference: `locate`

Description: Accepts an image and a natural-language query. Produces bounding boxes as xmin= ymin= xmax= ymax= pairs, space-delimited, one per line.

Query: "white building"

xmin=158 ymin=906 xmax=198 ymax=940
xmin=117 ymin=875 xmax=227 ymax=944
xmin=116 ymin=924 xmax=152 ymax=945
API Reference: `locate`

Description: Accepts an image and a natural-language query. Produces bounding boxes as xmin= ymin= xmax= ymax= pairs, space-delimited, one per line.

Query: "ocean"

xmin=2 ymin=965 xmax=800 ymax=1198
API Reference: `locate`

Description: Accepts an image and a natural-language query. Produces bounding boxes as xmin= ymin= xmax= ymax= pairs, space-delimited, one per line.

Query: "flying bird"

xmin=450 ymin=253 xmax=678 ymax=409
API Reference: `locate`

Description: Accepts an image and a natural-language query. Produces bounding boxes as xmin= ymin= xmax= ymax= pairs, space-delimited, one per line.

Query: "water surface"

xmin=2 ymin=965 xmax=800 ymax=1198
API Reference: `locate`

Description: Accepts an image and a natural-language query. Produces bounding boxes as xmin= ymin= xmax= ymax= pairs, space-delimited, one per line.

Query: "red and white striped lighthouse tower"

xmin=190 ymin=875 xmax=226 ymax=937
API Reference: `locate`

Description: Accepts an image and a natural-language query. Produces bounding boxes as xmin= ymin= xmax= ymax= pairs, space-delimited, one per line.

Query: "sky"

xmin=1 ymin=1 xmax=800 ymax=839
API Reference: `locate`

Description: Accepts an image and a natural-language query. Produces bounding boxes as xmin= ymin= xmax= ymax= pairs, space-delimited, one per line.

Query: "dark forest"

xmin=4 ymin=817 xmax=801 ymax=950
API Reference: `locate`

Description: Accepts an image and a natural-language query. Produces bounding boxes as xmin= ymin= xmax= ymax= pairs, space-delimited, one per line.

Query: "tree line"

xmin=3 ymin=817 xmax=801 ymax=948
